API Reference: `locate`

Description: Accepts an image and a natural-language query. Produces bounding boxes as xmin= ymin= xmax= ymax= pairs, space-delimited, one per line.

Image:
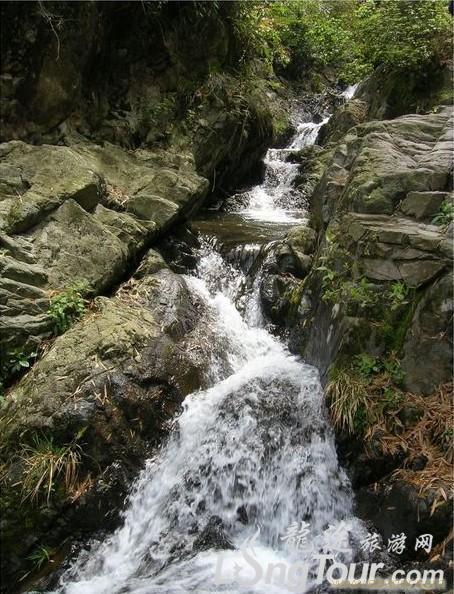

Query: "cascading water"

xmin=229 ymin=113 xmax=330 ymax=225
xmin=52 ymin=95 xmax=370 ymax=594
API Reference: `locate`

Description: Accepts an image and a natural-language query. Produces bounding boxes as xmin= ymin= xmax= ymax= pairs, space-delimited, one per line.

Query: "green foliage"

xmin=432 ymin=199 xmax=454 ymax=226
xmin=27 ymin=546 xmax=52 ymax=571
xmin=382 ymin=357 xmax=405 ymax=386
xmin=354 ymin=353 xmax=404 ymax=385
xmin=260 ymin=0 xmax=452 ymax=83
xmin=346 ymin=277 xmax=378 ymax=308
xmin=318 ymin=240 xmax=413 ymax=319
xmin=382 ymin=386 xmax=404 ymax=410
xmin=328 ymin=353 xmax=405 ymax=435
xmin=354 ymin=353 xmax=381 ymax=377
xmin=0 ymin=348 xmax=37 ymax=399
xmin=386 ymin=281 xmax=409 ymax=311
xmin=354 ymin=0 xmax=452 ymax=72
xmin=48 ymin=281 xmax=88 ymax=335
xmin=143 ymin=96 xmax=176 ymax=129
xmin=319 ymin=262 xmax=378 ymax=308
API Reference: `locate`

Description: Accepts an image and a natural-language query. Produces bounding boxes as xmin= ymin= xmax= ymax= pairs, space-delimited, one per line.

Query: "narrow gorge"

xmin=0 ymin=2 xmax=452 ymax=593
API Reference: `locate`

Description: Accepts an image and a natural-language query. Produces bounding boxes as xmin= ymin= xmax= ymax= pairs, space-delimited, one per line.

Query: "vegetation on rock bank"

xmin=0 ymin=0 xmax=453 ymax=589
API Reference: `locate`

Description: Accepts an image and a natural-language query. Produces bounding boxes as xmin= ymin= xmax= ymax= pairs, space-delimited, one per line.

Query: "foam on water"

xmin=234 ymin=114 xmax=329 ymax=225
xmin=53 ymin=97 xmax=367 ymax=594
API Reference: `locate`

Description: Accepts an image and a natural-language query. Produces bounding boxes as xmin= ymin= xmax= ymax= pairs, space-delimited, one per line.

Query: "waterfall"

xmin=52 ymin=100 xmax=368 ymax=594
xmin=229 ymin=114 xmax=330 ymax=225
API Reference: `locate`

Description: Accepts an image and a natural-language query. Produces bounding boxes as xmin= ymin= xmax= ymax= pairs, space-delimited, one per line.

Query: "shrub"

xmin=0 ymin=348 xmax=37 ymax=399
xmin=432 ymin=199 xmax=454 ymax=226
xmin=48 ymin=281 xmax=88 ymax=335
xmin=326 ymin=366 xmax=370 ymax=434
xmin=328 ymin=354 xmax=405 ymax=435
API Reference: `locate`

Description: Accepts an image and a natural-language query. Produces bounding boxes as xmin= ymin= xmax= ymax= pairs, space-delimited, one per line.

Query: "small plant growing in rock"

xmin=328 ymin=352 xmax=406 ymax=436
xmin=354 ymin=353 xmax=381 ymax=377
xmin=0 ymin=348 xmax=38 ymax=399
xmin=387 ymin=281 xmax=409 ymax=310
xmin=48 ymin=281 xmax=88 ymax=335
xmin=20 ymin=435 xmax=81 ymax=503
xmin=326 ymin=366 xmax=370 ymax=434
xmin=382 ymin=387 xmax=404 ymax=410
xmin=346 ymin=277 xmax=378 ymax=308
xmin=382 ymin=356 xmax=405 ymax=385
xmin=432 ymin=199 xmax=454 ymax=226
xmin=27 ymin=545 xmax=52 ymax=572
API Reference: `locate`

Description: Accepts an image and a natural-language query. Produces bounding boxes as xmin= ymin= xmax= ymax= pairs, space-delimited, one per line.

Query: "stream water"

xmin=53 ymin=88 xmax=370 ymax=594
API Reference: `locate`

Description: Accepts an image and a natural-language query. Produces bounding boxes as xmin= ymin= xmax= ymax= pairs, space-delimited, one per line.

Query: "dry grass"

xmin=326 ymin=367 xmax=371 ymax=434
xmin=116 ymin=276 xmax=158 ymax=305
xmin=328 ymin=359 xmax=453 ymax=501
xmin=367 ymin=383 xmax=454 ymax=500
xmin=105 ymin=184 xmax=130 ymax=208
xmin=19 ymin=436 xmax=81 ymax=503
xmin=68 ymin=473 xmax=93 ymax=503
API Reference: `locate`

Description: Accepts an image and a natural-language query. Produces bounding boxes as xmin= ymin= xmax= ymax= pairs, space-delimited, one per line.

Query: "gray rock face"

xmin=0 ymin=141 xmax=209 ymax=352
xmin=311 ymin=107 xmax=453 ymax=226
xmin=0 ymin=234 xmax=52 ymax=348
xmin=400 ymin=191 xmax=448 ymax=220
xmin=354 ymin=64 xmax=453 ymax=121
xmin=0 ymin=255 xmax=219 ymax=579
xmin=344 ymin=213 xmax=451 ymax=288
xmin=401 ymin=273 xmax=453 ymax=394
xmin=295 ymin=106 xmax=453 ymax=388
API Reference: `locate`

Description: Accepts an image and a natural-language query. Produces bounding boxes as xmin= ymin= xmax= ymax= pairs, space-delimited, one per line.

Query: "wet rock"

xmin=338 ymin=432 xmax=406 ymax=490
xmin=317 ymin=99 xmax=368 ymax=145
xmin=159 ymin=225 xmax=200 ymax=274
xmin=286 ymin=225 xmax=317 ymax=255
xmin=355 ymin=480 xmax=451 ymax=561
xmin=193 ymin=516 xmax=234 ymax=552
xmin=265 ymin=71 xmax=454 ymax=583
xmin=260 ymin=274 xmax=300 ymax=325
xmin=0 ymin=258 xmax=213 ymax=584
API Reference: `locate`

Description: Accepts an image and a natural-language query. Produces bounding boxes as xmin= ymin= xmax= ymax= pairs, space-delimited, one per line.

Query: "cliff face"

xmin=262 ymin=66 xmax=453 ymax=564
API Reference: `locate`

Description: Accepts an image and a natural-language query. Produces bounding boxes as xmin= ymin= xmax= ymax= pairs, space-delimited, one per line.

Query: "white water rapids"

xmin=52 ymin=89 xmax=369 ymax=594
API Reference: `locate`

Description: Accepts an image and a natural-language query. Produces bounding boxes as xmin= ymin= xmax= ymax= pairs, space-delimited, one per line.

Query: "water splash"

xmin=54 ymin=106 xmax=367 ymax=594
xmin=230 ymin=114 xmax=329 ymax=225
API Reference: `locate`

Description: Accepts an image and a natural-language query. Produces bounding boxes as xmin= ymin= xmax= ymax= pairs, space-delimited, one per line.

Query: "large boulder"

xmin=311 ymin=107 xmax=453 ymax=227
xmin=317 ymin=99 xmax=368 ymax=145
xmin=0 ymin=252 xmax=216 ymax=584
xmin=276 ymin=93 xmax=454 ymax=565
xmin=0 ymin=141 xmax=209 ymax=355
